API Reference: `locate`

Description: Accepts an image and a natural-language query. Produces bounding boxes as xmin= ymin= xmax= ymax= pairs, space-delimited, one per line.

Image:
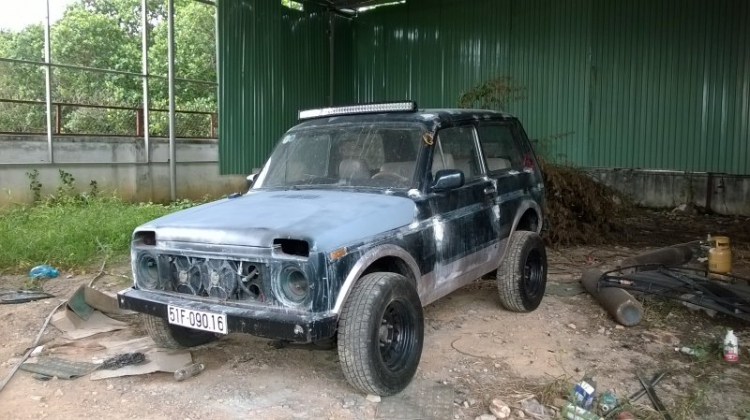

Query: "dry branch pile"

xmin=540 ymin=160 xmax=631 ymax=247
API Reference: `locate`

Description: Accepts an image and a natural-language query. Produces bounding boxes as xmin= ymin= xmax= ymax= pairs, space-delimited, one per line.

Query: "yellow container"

xmin=708 ymin=236 xmax=731 ymax=274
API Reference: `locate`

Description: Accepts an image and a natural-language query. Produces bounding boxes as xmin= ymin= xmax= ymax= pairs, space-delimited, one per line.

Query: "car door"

xmin=475 ymin=120 xmax=529 ymax=238
xmin=422 ymin=124 xmax=499 ymax=302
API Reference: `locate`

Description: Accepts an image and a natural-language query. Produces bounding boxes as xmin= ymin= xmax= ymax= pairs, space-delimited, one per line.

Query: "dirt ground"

xmin=1 ymin=210 xmax=749 ymax=420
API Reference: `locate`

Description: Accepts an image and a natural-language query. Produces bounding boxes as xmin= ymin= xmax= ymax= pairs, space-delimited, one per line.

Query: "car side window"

xmin=476 ymin=123 xmax=523 ymax=172
xmin=432 ymin=125 xmax=482 ymax=180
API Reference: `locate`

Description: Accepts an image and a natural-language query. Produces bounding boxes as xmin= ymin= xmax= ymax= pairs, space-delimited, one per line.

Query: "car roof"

xmin=290 ymin=108 xmax=516 ymax=131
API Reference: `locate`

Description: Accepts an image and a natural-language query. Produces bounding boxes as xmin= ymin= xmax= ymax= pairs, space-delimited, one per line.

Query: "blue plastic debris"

xmin=29 ymin=265 xmax=59 ymax=279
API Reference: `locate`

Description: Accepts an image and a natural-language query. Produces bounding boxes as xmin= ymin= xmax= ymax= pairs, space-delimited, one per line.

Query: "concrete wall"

xmin=586 ymin=168 xmax=750 ymax=216
xmin=0 ymin=135 xmax=246 ymax=207
xmin=3 ymin=136 xmax=747 ymax=216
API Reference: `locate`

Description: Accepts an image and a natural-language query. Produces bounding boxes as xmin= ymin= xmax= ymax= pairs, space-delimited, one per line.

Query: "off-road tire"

xmin=496 ymin=231 xmax=548 ymax=312
xmin=142 ymin=314 xmax=218 ymax=349
xmin=337 ymin=272 xmax=424 ymax=396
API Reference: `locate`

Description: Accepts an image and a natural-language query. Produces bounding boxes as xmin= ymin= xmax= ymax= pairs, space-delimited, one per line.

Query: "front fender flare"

xmin=331 ymin=244 xmax=421 ymax=314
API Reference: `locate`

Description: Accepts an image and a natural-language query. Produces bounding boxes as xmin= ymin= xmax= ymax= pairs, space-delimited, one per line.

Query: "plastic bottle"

xmin=573 ymin=376 xmax=597 ymax=409
xmin=29 ymin=265 xmax=59 ymax=279
xmin=677 ymin=346 xmax=707 ymax=357
xmin=561 ymin=402 xmax=603 ymax=420
xmin=174 ymin=363 xmax=205 ymax=381
xmin=723 ymin=330 xmax=739 ymax=362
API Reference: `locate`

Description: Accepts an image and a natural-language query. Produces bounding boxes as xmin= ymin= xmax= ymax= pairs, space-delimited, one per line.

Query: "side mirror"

xmin=431 ymin=169 xmax=464 ymax=191
xmin=246 ymin=173 xmax=258 ymax=189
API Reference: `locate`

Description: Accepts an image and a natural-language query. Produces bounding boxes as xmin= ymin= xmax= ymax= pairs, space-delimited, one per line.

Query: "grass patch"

xmin=0 ymin=195 xmax=200 ymax=273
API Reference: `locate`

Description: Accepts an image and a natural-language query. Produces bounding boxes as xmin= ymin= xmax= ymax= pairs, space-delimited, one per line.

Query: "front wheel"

xmin=337 ymin=272 xmax=424 ymax=396
xmin=496 ymin=231 xmax=548 ymax=312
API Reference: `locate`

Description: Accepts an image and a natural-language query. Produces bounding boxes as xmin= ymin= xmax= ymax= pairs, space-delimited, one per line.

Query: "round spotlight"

xmin=278 ymin=267 xmax=309 ymax=305
xmin=136 ymin=252 xmax=159 ymax=289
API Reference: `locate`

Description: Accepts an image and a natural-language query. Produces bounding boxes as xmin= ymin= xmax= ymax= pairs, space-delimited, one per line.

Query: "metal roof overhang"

xmin=307 ymin=0 xmax=404 ymax=12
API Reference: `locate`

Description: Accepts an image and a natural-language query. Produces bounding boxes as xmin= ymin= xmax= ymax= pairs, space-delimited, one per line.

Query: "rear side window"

xmin=476 ymin=123 xmax=523 ymax=171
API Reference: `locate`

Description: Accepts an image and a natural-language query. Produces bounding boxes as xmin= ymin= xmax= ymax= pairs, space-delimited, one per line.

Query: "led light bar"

xmin=298 ymin=101 xmax=417 ymax=120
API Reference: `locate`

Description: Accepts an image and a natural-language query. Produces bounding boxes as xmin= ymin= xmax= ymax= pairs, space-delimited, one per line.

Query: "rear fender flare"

xmin=498 ymin=200 xmax=543 ymax=265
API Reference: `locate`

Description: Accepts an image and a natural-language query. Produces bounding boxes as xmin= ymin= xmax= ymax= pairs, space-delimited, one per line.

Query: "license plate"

xmin=167 ymin=305 xmax=228 ymax=334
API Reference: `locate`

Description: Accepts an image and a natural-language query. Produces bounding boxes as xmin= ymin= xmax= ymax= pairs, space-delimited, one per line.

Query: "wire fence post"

xmin=135 ymin=108 xmax=144 ymax=137
xmin=209 ymin=113 xmax=216 ymax=138
xmin=43 ymin=0 xmax=53 ymax=162
xmin=167 ymin=0 xmax=177 ymax=201
xmin=54 ymin=103 xmax=61 ymax=134
xmin=141 ymin=0 xmax=151 ymax=162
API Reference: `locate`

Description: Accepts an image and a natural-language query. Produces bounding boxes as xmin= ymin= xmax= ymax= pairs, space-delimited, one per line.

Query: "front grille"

xmin=157 ymin=255 xmax=268 ymax=302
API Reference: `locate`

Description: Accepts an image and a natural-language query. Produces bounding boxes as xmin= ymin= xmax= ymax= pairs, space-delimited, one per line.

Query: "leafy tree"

xmin=0 ymin=0 xmax=217 ymax=136
xmin=149 ymin=0 xmax=216 ymax=110
xmin=78 ymin=0 xmax=167 ymax=35
xmin=0 ymin=25 xmax=47 ymax=132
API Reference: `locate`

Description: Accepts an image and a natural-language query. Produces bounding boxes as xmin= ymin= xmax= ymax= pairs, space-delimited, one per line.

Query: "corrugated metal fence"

xmin=217 ymin=0 xmax=331 ymax=174
xmin=218 ymin=0 xmax=749 ymax=175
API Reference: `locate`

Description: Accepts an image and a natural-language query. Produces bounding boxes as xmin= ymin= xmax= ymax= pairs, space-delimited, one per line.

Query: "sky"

xmin=0 ymin=0 xmax=75 ymax=31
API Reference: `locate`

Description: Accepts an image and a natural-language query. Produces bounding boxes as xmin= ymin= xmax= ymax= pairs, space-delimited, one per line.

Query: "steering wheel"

xmin=372 ymin=171 xmax=409 ymax=183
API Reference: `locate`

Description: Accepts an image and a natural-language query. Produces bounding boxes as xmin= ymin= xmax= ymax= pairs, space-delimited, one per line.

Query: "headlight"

xmin=135 ymin=251 xmax=160 ymax=289
xmin=277 ymin=266 xmax=309 ymax=305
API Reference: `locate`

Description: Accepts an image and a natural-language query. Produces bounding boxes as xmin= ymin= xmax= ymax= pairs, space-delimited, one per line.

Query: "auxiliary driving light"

xmin=298 ymin=101 xmax=417 ymax=119
xmin=136 ymin=252 xmax=160 ymax=289
xmin=278 ymin=266 xmax=310 ymax=305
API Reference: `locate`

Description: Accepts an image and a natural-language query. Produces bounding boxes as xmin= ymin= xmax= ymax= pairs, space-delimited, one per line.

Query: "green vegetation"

xmin=0 ymin=0 xmax=216 ymax=136
xmin=0 ymin=171 xmax=202 ymax=273
xmin=0 ymin=196 xmax=197 ymax=272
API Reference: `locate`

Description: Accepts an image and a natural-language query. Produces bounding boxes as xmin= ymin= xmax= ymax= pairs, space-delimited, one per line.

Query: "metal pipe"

xmin=329 ymin=12 xmax=334 ymax=106
xmin=214 ymin=0 xmax=220 ymax=141
xmin=581 ymin=268 xmax=644 ymax=327
xmin=705 ymin=172 xmax=714 ymax=214
xmin=618 ymin=243 xmax=697 ymax=274
xmin=0 ymin=58 xmax=216 ymax=86
xmin=167 ymin=0 xmax=177 ymax=201
xmin=43 ymin=0 xmax=53 ymax=163
xmin=54 ymin=104 xmax=61 ymax=134
xmin=141 ymin=0 xmax=151 ymax=162
xmin=0 ymin=98 xmax=216 ymax=116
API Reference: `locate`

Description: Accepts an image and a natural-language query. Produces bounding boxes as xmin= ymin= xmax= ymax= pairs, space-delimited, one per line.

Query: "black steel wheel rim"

xmin=523 ymin=249 xmax=544 ymax=299
xmin=378 ymin=300 xmax=416 ymax=372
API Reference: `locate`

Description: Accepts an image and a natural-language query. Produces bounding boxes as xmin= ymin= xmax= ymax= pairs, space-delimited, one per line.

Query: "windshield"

xmin=254 ymin=122 xmax=425 ymax=189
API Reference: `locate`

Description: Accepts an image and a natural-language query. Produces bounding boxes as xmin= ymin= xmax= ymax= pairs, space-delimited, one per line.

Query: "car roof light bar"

xmin=298 ymin=101 xmax=417 ymax=120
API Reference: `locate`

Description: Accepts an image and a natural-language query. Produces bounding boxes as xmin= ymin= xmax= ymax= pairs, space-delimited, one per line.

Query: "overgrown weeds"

xmin=0 ymin=170 xmax=207 ymax=272
xmin=0 ymin=195 xmax=199 ymax=272
xmin=457 ymin=75 xmax=526 ymax=110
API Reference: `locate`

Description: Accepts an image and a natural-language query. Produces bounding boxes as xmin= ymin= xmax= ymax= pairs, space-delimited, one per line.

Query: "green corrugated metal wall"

xmin=218 ymin=0 xmax=749 ymax=175
xmin=217 ymin=0 xmax=330 ymax=174
xmin=348 ymin=0 xmax=750 ymax=174
xmin=332 ymin=15 xmax=355 ymax=105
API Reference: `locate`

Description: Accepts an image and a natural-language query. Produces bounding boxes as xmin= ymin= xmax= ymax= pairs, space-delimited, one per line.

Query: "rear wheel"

xmin=142 ymin=314 xmax=218 ymax=349
xmin=496 ymin=231 xmax=548 ymax=312
xmin=337 ymin=272 xmax=424 ymax=396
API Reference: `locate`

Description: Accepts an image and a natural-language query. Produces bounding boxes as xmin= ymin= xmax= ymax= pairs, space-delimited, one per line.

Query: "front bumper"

xmin=118 ymin=287 xmax=338 ymax=343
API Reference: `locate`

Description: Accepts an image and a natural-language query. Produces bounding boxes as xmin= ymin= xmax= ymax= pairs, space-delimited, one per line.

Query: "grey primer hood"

xmin=138 ymin=190 xmax=418 ymax=252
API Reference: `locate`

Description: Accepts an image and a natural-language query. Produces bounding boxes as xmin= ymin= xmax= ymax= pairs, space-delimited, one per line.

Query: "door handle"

xmin=484 ymin=186 xmax=496 ymax=195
